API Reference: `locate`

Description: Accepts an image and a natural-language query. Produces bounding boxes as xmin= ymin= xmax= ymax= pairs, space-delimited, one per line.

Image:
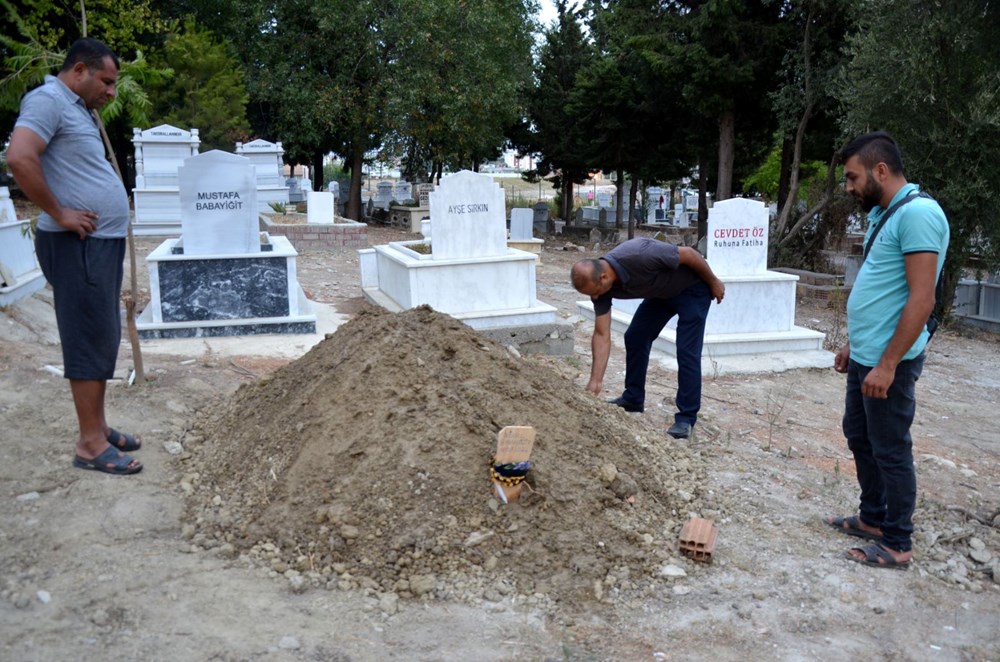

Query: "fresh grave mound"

xmin=183 ymin=305 xmax=710 ymax=608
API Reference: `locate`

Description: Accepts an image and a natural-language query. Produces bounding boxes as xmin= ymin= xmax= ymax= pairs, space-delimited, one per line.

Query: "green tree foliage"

xmin=837 ymin=0 xmax=1000 ymax=314
xmin=520 ymin=0 xmax=595 ymax=222
xmin=1 ymin=0 xmax=171 ymax=178
xmin=386 ymin=0 xmax=536 ymax=182
xmin=145 ymin=18 xmax=249 ymax=152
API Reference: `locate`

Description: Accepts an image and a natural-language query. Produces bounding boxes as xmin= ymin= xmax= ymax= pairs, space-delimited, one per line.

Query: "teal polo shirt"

xmin=846 ymin=183 xmax=949 ymax=367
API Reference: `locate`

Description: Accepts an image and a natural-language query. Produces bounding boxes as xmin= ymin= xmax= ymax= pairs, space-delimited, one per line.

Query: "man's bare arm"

xmin=7 ymin=126 xmax=97 ymax=239
xmin=862 ymin=252 xmax=938 ymax=398
xmin=587 ymin=312 xmax=612 ymax=395
xmin=678 ymin=246 xmax=725 ymax=303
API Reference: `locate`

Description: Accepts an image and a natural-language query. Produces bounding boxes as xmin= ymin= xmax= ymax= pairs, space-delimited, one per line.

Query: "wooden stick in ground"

xmin=92 ymin=110 xmax=145 ymax=384
xmin=493 ymin=426 xmax=535 ymax=503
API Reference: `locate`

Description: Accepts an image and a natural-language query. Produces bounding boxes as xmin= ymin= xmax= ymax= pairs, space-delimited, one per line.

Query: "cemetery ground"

xmin=1 ymin=223 xmax=999 ymax=661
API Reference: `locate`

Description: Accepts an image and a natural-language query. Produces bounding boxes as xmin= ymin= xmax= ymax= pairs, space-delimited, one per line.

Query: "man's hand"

xmin=862 ymin=364 xmax=894 ymax=399
xmin=586 ymin=378 xmax=602 ymax=396
xmin=709 ymin=277 xmax=726 ymax=304
xmin=57 ymin=208 xmax=98 ymax=239
xmin=834 ymin=343 xmax=850 ymax=373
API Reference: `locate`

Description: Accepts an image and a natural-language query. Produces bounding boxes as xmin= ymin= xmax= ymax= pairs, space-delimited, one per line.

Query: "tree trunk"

xmin=777 ymin=136 xmax=794 ymax=210
xmin=615 ymin=168 xmax=624 ymax=230
xmin=312 ymin=151 xmax=324 ymax=192
xmin=562 ymin=179 xmax=573 ymax=223
xmin=698 ymin=154 xmax=709 ymax=240
xmin=776 ymin=152 xmax=837 ymax=249
xmin=716 ymin=109 xmax=735 ymax=201
xmin=347 ymin=147 xmax=365 ymax=221
xmin=627 ymin=174 xmax=638 ymax=240
xmin=773 ymin=101 xmax=814 ymax=241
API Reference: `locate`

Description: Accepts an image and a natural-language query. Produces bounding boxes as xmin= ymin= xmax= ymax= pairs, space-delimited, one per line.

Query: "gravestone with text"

xmin=576 ymin=196 xmax=830 ymax=373
xmin=137 ymin=151 xmax=315 ymax=338
xmin=179 ymin=151 xmax=260 ymax=255
xmin=235 ymin=139 xmax=290 ymax=213
xmin=359 ymin=170 xmax=563 ymax=344
xmin=132 ymin=124 xmax=201 ymax=235
xmin=416 ymin=183 xmax=434 ymax=208
xmin=706 ymin=197 xmax=768 ymax=277
xmin=428 ymin=170 xmax=507 ymax=260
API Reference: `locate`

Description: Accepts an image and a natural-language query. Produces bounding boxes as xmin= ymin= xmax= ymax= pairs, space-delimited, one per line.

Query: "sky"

xmin=537 ymin=0 xmax=558 ymax=28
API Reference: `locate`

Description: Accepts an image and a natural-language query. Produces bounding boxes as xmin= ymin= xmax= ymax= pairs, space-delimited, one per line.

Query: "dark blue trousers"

xmin=621 ymin=281 xmax=711 ymax=425
xmin=843 ymin=354 xmax=925 ymax=552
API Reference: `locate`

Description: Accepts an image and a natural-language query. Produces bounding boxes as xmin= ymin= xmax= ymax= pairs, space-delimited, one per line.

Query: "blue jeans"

xmin=621 ymin=281 xmax=711 ymax=425
xmin=843 ymin=354 xmax=925 ymax=552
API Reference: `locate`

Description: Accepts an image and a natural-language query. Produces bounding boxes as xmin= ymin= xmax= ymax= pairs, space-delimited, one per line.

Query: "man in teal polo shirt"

xmin=825 ymin=131 xmax=948 ymax=569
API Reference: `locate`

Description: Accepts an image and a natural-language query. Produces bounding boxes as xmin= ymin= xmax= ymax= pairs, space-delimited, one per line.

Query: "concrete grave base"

xmin=137 ymin=234 xmax=316 ymax=338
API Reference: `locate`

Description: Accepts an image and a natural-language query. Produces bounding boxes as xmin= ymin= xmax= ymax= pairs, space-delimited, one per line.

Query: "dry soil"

xmin=1 ymin=224 xmax=998 ymax=662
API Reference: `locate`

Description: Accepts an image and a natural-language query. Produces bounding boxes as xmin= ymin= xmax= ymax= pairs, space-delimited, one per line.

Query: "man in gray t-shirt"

xmin=7 ymin=38 xmax=142 ymax=475
xmin=571 ymin=238 xmax=725 ymax=439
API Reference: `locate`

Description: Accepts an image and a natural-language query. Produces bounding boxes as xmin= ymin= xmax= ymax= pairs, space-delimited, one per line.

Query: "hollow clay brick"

xmin=678 ymin=517 xmax=717 ymax=563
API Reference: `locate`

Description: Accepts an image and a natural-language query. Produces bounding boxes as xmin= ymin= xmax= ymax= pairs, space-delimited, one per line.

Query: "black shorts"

xmin=34 ymin=230 xmax=126 ymax=380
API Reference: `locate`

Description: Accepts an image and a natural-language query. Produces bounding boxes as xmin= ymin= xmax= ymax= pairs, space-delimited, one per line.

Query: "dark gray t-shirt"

xmin=14 ymin=75 xmax=129 ymax=238
xmin=592 ymin=238 xmax=702 ymax=315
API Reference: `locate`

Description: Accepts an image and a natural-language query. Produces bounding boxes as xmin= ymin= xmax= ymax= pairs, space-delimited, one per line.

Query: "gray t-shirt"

xmin=592 ymin=238 xmax=702 ymax=315
xmin=14 ymin=75 xmax=129 ymax=238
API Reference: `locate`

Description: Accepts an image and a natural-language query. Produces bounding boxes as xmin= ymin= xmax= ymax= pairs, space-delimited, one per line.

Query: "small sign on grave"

xmin=706 ymin=198 xmax=769 ymax=277
xmin=428 ymin=170 xmax=507 ymax=260
xmin=416 ymin=183 xmax=434 ymax=208
xmin=178 ymin=151 xmax=260 ymax=255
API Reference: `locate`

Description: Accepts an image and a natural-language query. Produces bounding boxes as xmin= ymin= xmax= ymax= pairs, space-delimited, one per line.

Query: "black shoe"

xmin=667 ymin=421 xmax=692 ymax=439
xmin=608 ymin=396 xmax=644 ymax=413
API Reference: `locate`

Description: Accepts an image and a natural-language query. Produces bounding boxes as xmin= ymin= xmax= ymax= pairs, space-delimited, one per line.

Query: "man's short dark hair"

xmin=840 ymin=130 xmax=904 ymax=175
xmin=571 ymin=258 xmax=603 ymax=291
xmin=60 ymin=38 xmax=119 ymax=73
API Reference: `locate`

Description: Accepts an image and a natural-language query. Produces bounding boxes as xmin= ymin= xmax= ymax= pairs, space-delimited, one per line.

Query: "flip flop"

xmin=844 ymin=543 xmax=910 ymax=571
xmin=106 ymin=428 xmax=141 ymax=452
xmin=73 ymin=446 xmax=143 ymax=475
xmin=824 ymin=514 xmax=881 ymax=541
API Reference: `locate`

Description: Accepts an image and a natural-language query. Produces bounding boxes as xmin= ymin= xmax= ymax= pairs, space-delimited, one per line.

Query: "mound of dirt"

xmin=182 ymin=306 xmax=711 ymax=609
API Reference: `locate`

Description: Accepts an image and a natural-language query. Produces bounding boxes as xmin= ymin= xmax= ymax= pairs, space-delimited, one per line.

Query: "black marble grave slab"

xmin=156 ymin=255 xmax=290 ymax=322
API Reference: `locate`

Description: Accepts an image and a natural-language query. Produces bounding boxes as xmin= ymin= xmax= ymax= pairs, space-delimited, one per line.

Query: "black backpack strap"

xmin=862 ymin=191 xmax=932 ymax=261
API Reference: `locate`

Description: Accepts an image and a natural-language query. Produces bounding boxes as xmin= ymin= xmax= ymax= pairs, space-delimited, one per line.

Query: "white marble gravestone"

xmin=307 ymin=190 xmax=334 ymax=224
xmin=576 ymin=197 xmax=830 ymax=373
xmin=358 ymin=170 xmax=556 ymax=330
xmin=707 ymin=198 xmax=768 ymax=276
xmin=646 ymin=186 xmax=667 ymax=223
xmin=179 ymin=151 xmax=260 ymax=255
xmin=137 ymin=150 xmax=316 ymax=338
xmin=429 ymin=170 xmax=507 ymax=260
xmin=394 ymin=181 xmax=413 ymax=203
xmin=510 ymin=208 xmax=534 ymax=240
xmin=0 ymin=186 xmax=16 ymax=223
xmin=132 ymin=124 xmax=200 ymax=235
xmin=372 ymin=182 xmax=395 ymax=210
xmin=235 ymin=139 xmax=290 ymax=212
xmin=508 ymin=207 xmax=543 ymax=259
xmin=0 ymin=186 xmax=45 ymax=305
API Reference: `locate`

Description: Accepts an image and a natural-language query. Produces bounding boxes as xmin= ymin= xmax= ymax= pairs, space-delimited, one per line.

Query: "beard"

xmin=856 ymin=174 xmax=883 ymax=213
